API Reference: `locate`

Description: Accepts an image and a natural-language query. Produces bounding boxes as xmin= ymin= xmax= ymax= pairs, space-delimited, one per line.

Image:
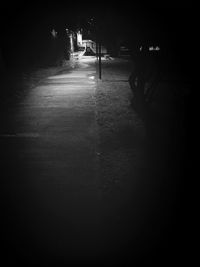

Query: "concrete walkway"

xmin=1 ymin=56 xmax=102 ymax=265
xmin=1 ymin=56 xmax=185 ymax=265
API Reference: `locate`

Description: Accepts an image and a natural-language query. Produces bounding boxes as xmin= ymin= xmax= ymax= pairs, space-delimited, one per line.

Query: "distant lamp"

xmin=149 ymin=46 xmax=160 ymax=51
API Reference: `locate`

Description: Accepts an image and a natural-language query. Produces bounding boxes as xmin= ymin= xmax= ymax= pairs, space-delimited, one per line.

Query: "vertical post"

xmin=99 ymin=41 xmax=102 ymax=79
xmin=96 ymin=42 xmax=98 ymax=60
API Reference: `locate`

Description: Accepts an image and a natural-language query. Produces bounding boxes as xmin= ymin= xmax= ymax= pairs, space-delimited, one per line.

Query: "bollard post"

xmin=99 ymin=41 xmax=101 ymax=79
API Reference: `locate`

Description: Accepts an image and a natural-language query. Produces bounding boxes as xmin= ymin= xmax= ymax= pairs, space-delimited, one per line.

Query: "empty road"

xmin=1 ymin=56 xmax=186 ymax=265
xmin=1 ymin=57 xmax=103 ymax=265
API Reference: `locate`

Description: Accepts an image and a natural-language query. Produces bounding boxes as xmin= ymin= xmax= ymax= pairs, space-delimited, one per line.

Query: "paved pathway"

xmin=1 ymin=56 xmax=183 ymax=265
xmin=1 ymin=56 xmax=102 ymax=265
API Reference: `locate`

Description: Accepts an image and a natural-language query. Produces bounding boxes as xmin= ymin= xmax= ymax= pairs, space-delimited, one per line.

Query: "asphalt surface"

xmin=1 ymin=57 xmax=103 ymax=265
xmin=0 ymin=56 xmax=187 ymax=266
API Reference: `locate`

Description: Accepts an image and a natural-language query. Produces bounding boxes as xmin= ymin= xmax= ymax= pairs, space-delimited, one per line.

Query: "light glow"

xmin=149 ymin=46 xmax=160 ymax=51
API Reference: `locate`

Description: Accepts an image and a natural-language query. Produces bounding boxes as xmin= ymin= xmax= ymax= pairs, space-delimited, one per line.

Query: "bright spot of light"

xmin=89 ymin=76 xmax=95 ymax=80
xmin=149 ymin=46 xmax=160 ymax=51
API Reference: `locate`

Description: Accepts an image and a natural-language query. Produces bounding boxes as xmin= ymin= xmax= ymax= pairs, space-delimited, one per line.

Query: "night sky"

xmin=0 ymin=1 xmax=195 ymax=72
xmin=1 ymin=2 xmax=194 ymax=42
